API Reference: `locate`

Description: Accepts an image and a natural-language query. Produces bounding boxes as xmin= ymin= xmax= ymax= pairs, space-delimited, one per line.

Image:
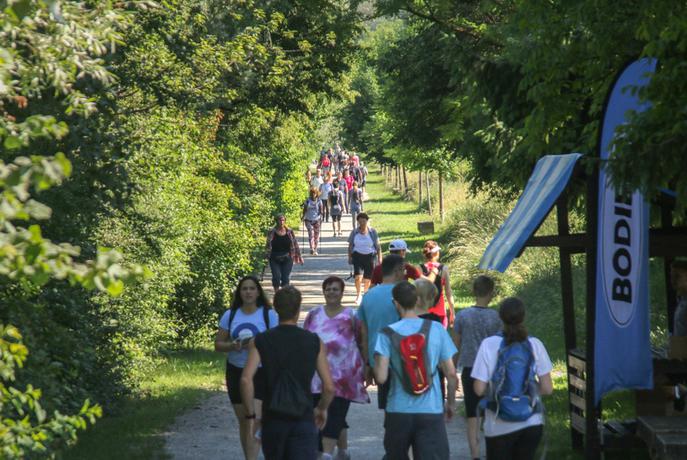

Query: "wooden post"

xmin=557 ymin=193 xmax=583 ymax=450
xmin=585 ymin=162 xmax=601 ymax=460
xmin=425 ymin=171 xmax=433 ymax=215
xmin=663 ymin=204 xmax=677 ymax=333
xmin=419 ymin=170 xmax=423 ymax=204
xmin=439 ymin=172 xmax=445 ymax=222
xmin=402 ymin=166 xmax=409 ymax=195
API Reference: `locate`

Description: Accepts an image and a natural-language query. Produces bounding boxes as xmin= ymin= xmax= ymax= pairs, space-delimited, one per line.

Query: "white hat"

xmin=389 ymin=239 xmax=410 ymax=252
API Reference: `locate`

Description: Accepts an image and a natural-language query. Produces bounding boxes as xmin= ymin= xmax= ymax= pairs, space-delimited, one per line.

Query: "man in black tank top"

xmin=241 ymin=286 xmax=335 ymax=460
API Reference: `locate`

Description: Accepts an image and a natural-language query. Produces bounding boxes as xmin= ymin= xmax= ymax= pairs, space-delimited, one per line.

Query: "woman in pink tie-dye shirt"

xmin=304 ymin=276 xmax=369 ymax=460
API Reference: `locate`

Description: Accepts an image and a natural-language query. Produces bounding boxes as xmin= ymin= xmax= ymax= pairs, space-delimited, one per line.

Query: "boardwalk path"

xmin=164 ymin=200 xmax=473 ymax=458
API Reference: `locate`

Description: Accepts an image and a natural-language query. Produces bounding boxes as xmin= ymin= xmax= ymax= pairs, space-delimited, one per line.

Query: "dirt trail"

xmin=163 ymin=200 xmax=475 ymax=459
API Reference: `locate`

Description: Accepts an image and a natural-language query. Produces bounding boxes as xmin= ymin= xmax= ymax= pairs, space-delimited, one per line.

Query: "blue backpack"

xmin=482 ymin=337 xmax=541 ymax=422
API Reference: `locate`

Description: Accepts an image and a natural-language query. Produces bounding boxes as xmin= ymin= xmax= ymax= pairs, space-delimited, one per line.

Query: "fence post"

xmin=439 ymin=172 xmax=444 ymax=222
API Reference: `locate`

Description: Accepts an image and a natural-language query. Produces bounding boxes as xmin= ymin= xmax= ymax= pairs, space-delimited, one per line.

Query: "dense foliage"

xmin=343 ymin=1 xmax=687 ymax=208
xmin=1 ymin=0 xmax=362 ymax=455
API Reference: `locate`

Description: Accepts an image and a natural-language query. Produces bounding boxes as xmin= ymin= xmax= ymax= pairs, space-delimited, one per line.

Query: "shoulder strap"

xmin=263 ymin=306 xmax=270 ymax=329
xmin=420 ymin=319 xmax=432 ymax=336
xmin=227 ymin=307 xmax=239 ymax=332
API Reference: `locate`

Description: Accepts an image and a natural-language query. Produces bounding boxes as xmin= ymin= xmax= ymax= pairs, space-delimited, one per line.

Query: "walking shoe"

xmin=313 ymin=250 xmax=318 ymax=255
xmin=335 ymin=449 xmax=350 ymax=460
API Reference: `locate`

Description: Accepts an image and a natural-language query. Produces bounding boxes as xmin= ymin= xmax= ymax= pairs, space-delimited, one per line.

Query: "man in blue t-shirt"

xmin=374 ymin=281 xmax=457 ymax=459
xmin=357 ymin=254 xmax=406 ymax=410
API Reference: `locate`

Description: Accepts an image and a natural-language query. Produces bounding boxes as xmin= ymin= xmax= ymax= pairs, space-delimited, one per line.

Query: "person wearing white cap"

xmin=369 ymin=239 xmax=421 ymax=286
xmin=420 ymin=240 xmax=456 ymax=328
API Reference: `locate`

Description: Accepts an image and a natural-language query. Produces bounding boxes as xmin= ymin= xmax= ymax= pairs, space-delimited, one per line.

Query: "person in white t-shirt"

xmin=471 ymin=297 xmax=554 ymax=460
xmin=215 ymin=275 xmax=278 ymax=460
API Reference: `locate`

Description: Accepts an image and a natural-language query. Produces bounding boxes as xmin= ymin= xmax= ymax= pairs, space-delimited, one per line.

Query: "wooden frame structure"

xmin=521 ymin=167 xmax=687 ymax=458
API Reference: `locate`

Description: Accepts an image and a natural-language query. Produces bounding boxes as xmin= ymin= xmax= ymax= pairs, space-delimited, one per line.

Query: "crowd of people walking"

xmin=216 ymin=146 xmax=554 ymax=460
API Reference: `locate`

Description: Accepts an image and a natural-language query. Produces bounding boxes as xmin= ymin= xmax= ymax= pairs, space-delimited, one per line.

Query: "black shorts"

xmin=313 ymin=395 xmax=351 ymax=440
xmin=225 ymin=363 xmax=265 ymax=404
xmin=461 ymin=367 xmax=479 ymax=418
xmin=352 ymin=252 xmax=375 ymax=279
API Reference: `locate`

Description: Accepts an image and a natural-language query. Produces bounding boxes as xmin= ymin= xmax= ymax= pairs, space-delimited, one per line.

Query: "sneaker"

xmin=335 ymin=449 xmax=350 ymax=460
xmin=310 ymin=249 xmax=314 ymax=255
xmin=313 ymin=250 xmax=318 ymax=256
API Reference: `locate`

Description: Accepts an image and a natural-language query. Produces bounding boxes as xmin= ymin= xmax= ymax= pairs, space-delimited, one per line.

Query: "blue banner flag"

xmin=594 ymin=58 xmax=656 ymax=403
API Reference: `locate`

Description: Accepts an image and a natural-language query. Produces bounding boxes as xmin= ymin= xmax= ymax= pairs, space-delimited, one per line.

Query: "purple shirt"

xmin=303 ymin=306 xmax=369 ymax=403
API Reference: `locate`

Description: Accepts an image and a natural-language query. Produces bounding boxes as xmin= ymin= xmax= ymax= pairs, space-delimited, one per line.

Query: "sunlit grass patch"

xmin=65 ymin=348 xmax=224 ymax=460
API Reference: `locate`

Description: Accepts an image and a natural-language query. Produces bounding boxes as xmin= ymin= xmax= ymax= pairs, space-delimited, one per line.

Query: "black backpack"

xmin=265 ymin=337 xmax=312 ymax=417
xmin=330 ymin=191 xmax=339 ymax=206
xmin=420 ymin=264 xmax=443 ymax=305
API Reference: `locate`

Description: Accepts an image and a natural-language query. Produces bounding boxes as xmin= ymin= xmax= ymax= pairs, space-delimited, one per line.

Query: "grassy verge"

xmin=65 ymin=348 xmax=224 ymax=460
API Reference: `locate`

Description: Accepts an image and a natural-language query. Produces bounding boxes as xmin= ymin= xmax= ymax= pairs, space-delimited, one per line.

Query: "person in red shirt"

xmin=420 ymin=240 xmax=456 ymax=328
xmin=369 ymin=239 xmax=421 ymax=286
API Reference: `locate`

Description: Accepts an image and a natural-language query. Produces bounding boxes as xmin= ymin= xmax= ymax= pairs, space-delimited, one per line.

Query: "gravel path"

xmin=163 ymin=204 xmax=476 ymax=459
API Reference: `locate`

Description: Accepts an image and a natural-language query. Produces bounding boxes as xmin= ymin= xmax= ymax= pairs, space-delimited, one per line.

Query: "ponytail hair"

xmin=499 ymin=297 xmax=528 ymax=344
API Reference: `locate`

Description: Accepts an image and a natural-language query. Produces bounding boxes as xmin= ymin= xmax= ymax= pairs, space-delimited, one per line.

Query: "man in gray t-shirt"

xmin=452 ymin=275 xmax=501 ymax=460
xmin=455 ymin=306 xmax=502 ymax=368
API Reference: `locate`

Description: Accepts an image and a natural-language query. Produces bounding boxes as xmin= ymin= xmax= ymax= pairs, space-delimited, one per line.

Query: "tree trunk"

xmin=418 ymin=170 xmax=423 ymax=204
xmin=402 ymin=166 xmax=409 ymax=195
xmin=439 ymin=172 xmax=444 ymax=222
xmin=425 ymin=171 xmax=432 ymax=215
xmin=396 ymin=166 xmax=401 ymax=190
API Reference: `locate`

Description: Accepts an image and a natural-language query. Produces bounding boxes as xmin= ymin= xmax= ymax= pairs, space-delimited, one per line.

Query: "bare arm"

xmin=240 ymin=342 xmax=261 ymax=415
xmin=453 ymin=331 xmax=462 ymax=365
xmin=373 ymin=355 xmax=389 ymax=385
xmin=442 ymin=267 xmax=456 ymax=326
xmin=439 ymin=357 xmax=458 ymax=419
xmin=538 ymin=373 xmax=554 ymax=395
xmin=215 ymin=328 xmax=239 ymax=353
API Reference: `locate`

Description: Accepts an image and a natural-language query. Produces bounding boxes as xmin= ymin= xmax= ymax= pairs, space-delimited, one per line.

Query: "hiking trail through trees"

xmin=163 ymin=192 xmax=475 ymax=459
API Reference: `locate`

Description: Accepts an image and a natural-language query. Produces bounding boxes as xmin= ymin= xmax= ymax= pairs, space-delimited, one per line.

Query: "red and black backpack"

xmin=382 ymin=320 xmax=435 ymax=395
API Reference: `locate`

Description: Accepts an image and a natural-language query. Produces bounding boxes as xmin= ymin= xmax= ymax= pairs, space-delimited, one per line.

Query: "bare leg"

xmin=337 ymin=428 xmax=348 ymax=450
xmin=232 ymin=403 xmax=261 ymax=460
xmin=363 ymin=278 xmax=371 ymax=295
xmin=354 ymin=274 xmax=363 ymax=298
xmin=322 ymin=437 xmax=337 ymax=455
xmin=467 ymin=417 xmax=480 ymax=459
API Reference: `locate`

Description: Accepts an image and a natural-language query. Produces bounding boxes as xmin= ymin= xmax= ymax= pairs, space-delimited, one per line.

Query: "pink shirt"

xmin=344 ymin=175 xmax=354 ymax=191
xmin=303 ymin=306 xmax=369 ymax=403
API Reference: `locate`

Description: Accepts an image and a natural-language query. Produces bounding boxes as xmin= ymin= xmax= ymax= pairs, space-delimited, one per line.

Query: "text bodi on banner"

xmin=594 ymin=58 xmax=656 ymax=404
